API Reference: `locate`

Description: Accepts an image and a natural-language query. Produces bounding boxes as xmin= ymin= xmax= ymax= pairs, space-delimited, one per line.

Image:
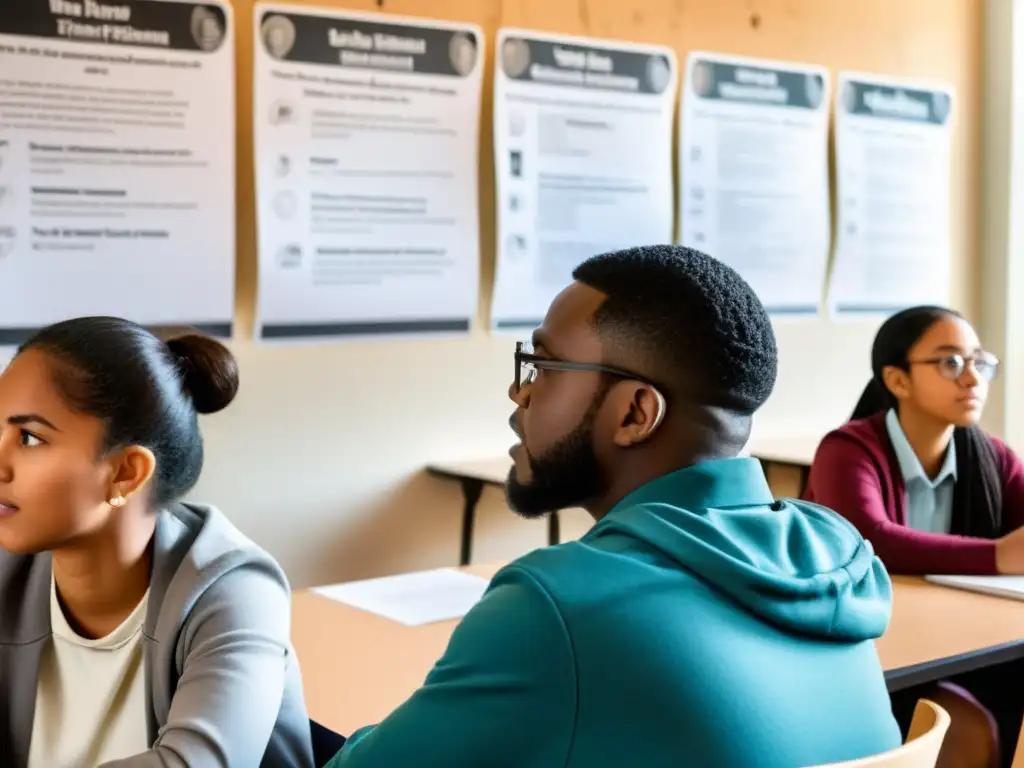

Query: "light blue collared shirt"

xmin=885 ymin=409 xmax=957 ymax=534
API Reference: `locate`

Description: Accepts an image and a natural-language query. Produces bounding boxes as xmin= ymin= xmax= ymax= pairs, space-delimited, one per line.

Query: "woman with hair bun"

xmin=0 ymin=317 xmax=313 ymax=767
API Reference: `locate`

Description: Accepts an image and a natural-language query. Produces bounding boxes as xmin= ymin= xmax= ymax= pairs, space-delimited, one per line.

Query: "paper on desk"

xmin=925 ymin=574 xmax=1024 ymax=601
xmin=314 ymin=568 xmax=490 ymax=626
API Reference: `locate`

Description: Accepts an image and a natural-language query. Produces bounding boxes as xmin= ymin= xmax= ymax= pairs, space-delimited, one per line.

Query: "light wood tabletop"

xmin=292 ymin=568 xmax=1024 ymax=737
xmin=426 ymin=432 xmax=824 ymax=487
xmin=292 ymin=565 xmax=498 ymax=736
xmin=745 ymin=433 xmax=822 ymax=466
xmin=428 ymin=457 xmax=510 ymax=485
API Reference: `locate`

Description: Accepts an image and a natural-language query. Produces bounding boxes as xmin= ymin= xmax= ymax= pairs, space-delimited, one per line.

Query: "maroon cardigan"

xmin=803 ymin=413 xmax=1024 ymax=575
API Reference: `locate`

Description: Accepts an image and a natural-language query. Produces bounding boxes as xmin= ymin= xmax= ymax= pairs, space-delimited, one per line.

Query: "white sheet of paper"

xmin=829 ymin=72 xmax=956 ymax=316
xmin=679 ymin=52 xmax=831 ymax=316
xmin=314 ymin=568 xmax=490 ymax=626
xmin=925 ymin=574 xmax=1024 ymax=602
xmin=252 ymin=5 xmax=484 ymax=342
xmin=489 ymin=29 xmax=678 ymax=334
xmin=0 ymin=0 xmax=236 ymax=349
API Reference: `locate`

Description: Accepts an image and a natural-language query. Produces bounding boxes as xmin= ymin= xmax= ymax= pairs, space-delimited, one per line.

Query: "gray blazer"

xmin=0 ymin=503 xmax=314 ymax=768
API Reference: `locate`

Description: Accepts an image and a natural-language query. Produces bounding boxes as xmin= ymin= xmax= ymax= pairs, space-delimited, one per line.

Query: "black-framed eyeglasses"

xmin=908 ymin=352 xmax=1001 ymax=383
xmin=514 ymin=341 xmax=659 ymax=393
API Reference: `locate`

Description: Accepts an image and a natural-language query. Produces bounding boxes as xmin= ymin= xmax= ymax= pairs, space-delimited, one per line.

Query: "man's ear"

xmin=612 ymin=385 xmax=666 ymax=448
xmin=881 ymin=365 xmax=911 ymax=402
xmin=106 ymin=445 xmax=157 ymax=505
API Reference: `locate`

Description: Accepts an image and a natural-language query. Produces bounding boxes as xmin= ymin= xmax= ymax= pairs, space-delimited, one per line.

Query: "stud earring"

xmin=109 ymin=495 xmax=126 ymax=508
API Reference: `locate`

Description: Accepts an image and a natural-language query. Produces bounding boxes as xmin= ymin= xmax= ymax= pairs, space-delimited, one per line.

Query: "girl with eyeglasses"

xmin=805 ymin=305 xmax=1024 ymax=576
xmin=805 ymin=305 xmax=1024 ymax=767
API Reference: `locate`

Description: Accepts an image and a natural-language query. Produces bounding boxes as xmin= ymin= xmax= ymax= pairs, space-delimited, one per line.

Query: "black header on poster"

xmin=0 ymin=0 xmax=229 ymax=52
xmin=689 ymin=59 xmax=825 ymax=110
xmin=257 ymin=11 xmax=479 ymax=78
xmin=841 ymin=79 xmax=952 ymax=126
xmin=499 ymin=35 xmax=673 ymax=95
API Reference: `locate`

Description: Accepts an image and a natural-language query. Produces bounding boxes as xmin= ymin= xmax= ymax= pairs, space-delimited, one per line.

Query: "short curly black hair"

xmin=572 ymin=244 xmax=777 ymax=414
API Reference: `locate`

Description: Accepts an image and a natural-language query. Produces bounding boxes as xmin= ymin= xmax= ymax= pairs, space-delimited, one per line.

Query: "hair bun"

xmin=165 ymin=334 xmax=239 ymax=415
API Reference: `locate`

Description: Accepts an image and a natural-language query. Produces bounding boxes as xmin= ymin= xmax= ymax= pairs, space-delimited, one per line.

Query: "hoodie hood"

xmin=590 ymin=458 xmax=892 ymax=641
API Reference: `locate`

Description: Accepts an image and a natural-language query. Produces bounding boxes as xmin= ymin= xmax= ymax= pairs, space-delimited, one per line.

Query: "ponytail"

xmin=854 ymin=305 xmax=1005 ymax=538
xmin=852 ymin=305 xmax=957 ymax=423
xmin=850 ymin=379 xmax=895 ymax=422
xmin=950 ymin=426 xmax=1003 ymax=538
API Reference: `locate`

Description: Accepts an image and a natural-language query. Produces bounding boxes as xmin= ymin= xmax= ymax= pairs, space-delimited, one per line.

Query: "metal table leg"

xmin=459 ymin=479 xmax=485 ymax=566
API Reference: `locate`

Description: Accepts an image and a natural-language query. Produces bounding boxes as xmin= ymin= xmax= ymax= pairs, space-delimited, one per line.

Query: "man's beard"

xmin=505 ymin=404 xmax=607 ymax=519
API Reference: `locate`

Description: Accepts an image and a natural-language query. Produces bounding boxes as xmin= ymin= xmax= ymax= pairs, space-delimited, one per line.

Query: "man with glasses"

xmin=327 ymin=245 xmax=900 ymax=768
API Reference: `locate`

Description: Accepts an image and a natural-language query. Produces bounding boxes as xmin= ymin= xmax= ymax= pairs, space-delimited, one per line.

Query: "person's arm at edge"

xmin=326 ymin=565 xmax=577 ymax=768
xmin=809 ymin=433 xmax=997 ymax=575
xmin=100 ymin=557 xmax=314 ymax=768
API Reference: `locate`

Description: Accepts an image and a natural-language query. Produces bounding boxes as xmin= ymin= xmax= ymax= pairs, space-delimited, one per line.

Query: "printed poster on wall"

xmin=0 ymin=0 xmax=236 ymax=358
xmin=253 ymin=5 xmax=484 ymax=341
xmin=679 ymin=52 xmax=831 ymax=316
xmin=829 ymin=72 xmax=956 ymax=316
xmin=490 ymin=28 xmax=678 ymax=333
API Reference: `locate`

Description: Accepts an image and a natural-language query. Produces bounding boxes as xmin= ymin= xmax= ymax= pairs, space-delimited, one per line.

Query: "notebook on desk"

xmin=925 ymin=574 xmax=1024 ymax=601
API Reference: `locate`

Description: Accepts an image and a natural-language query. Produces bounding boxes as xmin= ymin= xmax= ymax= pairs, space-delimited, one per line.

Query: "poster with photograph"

xmin=830 ymin=72 xmax=956 ymax=315
xmin=680 ymin=52 xmax=831 ymax=315
xmin=490 ymin=28 xmax=677 ymax=333
xmin=253 ymin=5 xmax=484 ymax=341
xmin=0 ymin=0 xmax=236 ymax=355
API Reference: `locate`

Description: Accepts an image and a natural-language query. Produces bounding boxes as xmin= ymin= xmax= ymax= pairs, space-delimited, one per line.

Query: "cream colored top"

xmin=27 ymin=575 xmax=150 ymax=768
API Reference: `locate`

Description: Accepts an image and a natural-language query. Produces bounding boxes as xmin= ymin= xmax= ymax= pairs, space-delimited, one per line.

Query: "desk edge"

xmin=426 ymin=465 xmax=506 ymax=486
xmin=884 ymin=639 xmax=1024 ymax=692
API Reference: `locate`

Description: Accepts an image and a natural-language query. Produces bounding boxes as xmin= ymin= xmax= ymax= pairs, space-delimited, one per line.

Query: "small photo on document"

xmin=262 ymin=14 xmax=297 ymax=60
xmin=510 ymin=151 xmax=523 ymax=178
xmin=501 ymin=38 xmax=531 ymax=79
xmin=505 ymin=234 xmax=527 ymax=259
xmin=691 ymin=61 xmax=714 ymax=98
xmin=270 ymin=100 xmax=298 ymax=126
xmin=448 ymin=32 xmax=478 ymax=77
xmin=191 ymin=6 xmax=226 ymax=52
xmin=645 ymin=54 xmax=672 ymax=95
xmin=841 ymin=82 xmax=858 ymax=115
xmin=804 ymin=74 xmax=825 ymax=110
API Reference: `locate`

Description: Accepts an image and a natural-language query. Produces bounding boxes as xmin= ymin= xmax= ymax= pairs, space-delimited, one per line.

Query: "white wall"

xmin=980 ymin=0 xmax=1024 ymax=450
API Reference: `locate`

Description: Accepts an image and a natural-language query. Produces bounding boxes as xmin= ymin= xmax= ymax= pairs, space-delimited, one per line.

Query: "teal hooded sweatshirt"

xmin=328 ymin=458 xmax=901 ymax=767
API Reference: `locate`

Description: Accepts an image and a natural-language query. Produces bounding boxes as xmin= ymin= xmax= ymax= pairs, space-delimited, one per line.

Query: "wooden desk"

xmin=292 ymin=564 xmax=498 ymax=737
xmin=428 ymin=434 xmax=823 ymax=565
xmin=746 ymin=433 xmax=821 ymax=482
xmin=292 ymin=570 xmax=1024 ymax=737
